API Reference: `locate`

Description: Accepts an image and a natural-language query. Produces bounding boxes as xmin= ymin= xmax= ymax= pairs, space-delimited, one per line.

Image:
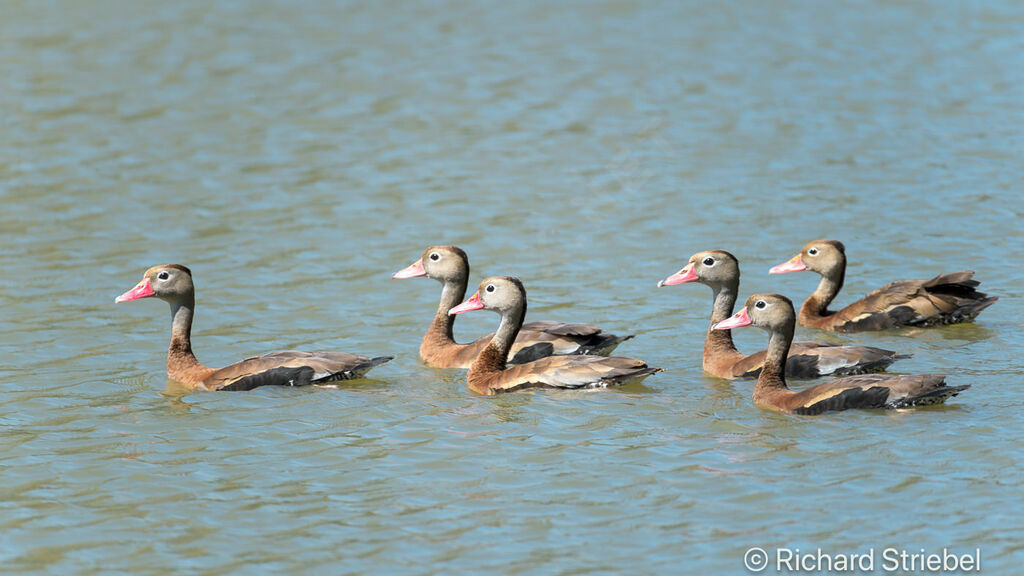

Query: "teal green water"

xmin=2 ymin=1 xmax=1022 ymax=573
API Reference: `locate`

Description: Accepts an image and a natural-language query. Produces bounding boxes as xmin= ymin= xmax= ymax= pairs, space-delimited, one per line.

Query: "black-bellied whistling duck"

xmin=713 ymin=293 xmax=969 ymax=414
xmin=115 ymin=265 xmax=391 ymax=391
xmin=448 ymin=277 xmax=661 ymax=395
xmin=658 ymin=250 xmax=905 ymax=379
xmin=770 ymin=239 xmax=998 ymax=332
xmin=392 ymin=246 xmax=633 ymax=368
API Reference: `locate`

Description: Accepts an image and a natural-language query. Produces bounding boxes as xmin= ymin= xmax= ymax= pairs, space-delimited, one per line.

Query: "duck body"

xmin=659 ymin=250 xmax=904 ymax=379
xmin=800 ymin=272 xmax=997 ymax=332
xmin=199 ymin=351 xmax=392 ymax=391
xmin=757 ymin=372 xmax=969 ymax=415
xmin=721 ymin=341 xmax=906 ymax=379
xmin=394 ymin=246 xmax=632 ymax=369
xmin=713 ymin=293 xmax=969 ymax=415
xmin=418 ymin=318 xmax=628 ymax=369
xmin=771 ymin=240 xmax=997 ymax=332
xmin=449 ymin=276 xmax=660 ymax=395
xmin=466 ymin=347 xmax=660 ymax=395
xmin=116 ymin=264 xmax=391 ymax=392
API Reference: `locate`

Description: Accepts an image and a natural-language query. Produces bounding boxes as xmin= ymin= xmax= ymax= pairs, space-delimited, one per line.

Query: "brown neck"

xmin=804 ymin=264 xmax=845 ymax=319
xmin=704 ymin=283 xmax=745 ymax=369
xmin=427 ymin=278 xmax=466 ymax=343
xmin=167 ymin=297 xmax=207 ymax=385
xmin=468 ymin=301 xmax=525 ymax=377
xmin=420 ymin=278 xmax=469 ymax=364
xmin=756 ymin=319 xmax=794 ymax=393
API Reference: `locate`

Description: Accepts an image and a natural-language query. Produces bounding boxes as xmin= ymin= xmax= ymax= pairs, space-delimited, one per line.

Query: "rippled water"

xmin=2 ymin=1 xmax=1022 ymax=573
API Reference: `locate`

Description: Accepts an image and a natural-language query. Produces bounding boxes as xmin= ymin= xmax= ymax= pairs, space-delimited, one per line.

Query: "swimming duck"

xmin=713 ymin=293 xmax=969 ymax=414
xmin=659 ymin=250 xmax=905 ymax=378
xmin=393 ymin=246 xmax=632 ymax=368
xmin=770 ymin=240 xmax=997 ymax=332
xmin=116 ymin=265 xmax=390 ymax=391
xmin=448 ymin=276 xmax=660 ymax=395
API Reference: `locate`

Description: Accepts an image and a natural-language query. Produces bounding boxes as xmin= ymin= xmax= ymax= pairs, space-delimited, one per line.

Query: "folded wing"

xmin=205 ymin=351 xmax=392 ymax=391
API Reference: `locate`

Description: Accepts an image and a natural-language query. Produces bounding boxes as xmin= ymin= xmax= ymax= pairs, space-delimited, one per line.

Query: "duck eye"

xmin=485 ymin=284 xmax=495 ymax=293
xmin=429 ymin=252 xmax=440 ymax=261
xmin=702 ymin=257 xmax=715 ymax=266
xmin=755 ymin=300 xmax=767 ymax=309
xmin=157 ymin=271 xmax=170 ymax=281
xmin=808 ymin=248 xmax=819 ymax=256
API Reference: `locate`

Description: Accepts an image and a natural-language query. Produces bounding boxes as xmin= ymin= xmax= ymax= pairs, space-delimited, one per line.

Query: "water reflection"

xmin=483 ymin=392 xmax=534 ymax=424
xmin=160 ymin=379 xmax=196 ymax=411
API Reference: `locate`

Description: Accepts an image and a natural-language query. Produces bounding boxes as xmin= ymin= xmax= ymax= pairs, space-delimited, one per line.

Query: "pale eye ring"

xmin=755 ymin=300 xmax=767 ymax=309
xmin=702 ymin=257 xmax=715 ymax=266
xmin=429 ymin=252 xmax=440 ymax=261
xmin=808 ymin=248 xmax=819 ymax=256
xmin=485 ymin=284 xmax=495 ymax=293
xmin=157 ymin=271 xmax=170 ymax=280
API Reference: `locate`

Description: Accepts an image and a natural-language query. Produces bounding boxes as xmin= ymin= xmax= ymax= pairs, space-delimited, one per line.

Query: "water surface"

xmin=1 ymin=1 xmax=1022 ymax=573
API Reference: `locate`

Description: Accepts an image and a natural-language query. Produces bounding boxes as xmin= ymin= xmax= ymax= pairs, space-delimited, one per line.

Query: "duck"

xmin=712 ymin=293 xmax=969 ymax=414
xmin=658 ymin=250 xmax=905 ymax=378
xmin=393 ymin=246 xmax=633 ymax=368
xmin=447 ymin=276 xmax=661 ymax=395
xmin=115 ymin=264 xmax=391 ymax=391
xmin=770 ymin=239 xmax=997 ymax=332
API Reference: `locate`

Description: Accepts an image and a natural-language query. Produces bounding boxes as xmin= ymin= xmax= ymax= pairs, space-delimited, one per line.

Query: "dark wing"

xmin=205 ymin=350 xmax=391 ymax=391
xmin=457 ymin=323 xmax=633 ymax=367
xmin=217 ymin=366 xmax=317 ymax=391
xmin=834 ymin=271 xmax=997 ymax=331
xmin=515 ymin=321 xmax=633 ymax=357
xmin=787 ymin=373 xmax=958 ymax=414
xmin=832 ymin=280 xmax=936 ymax=330
xmin=508 ymin=343 xmax=556 ymax=364
xmin=787 ymin=342 xmax=902 ymax=377
xmin=917 ymin=271 xmax=998 ymax=324
xmin=522 ymin=321 xmax=602 ymax=337
xmin=575 ymin=333 xmax=635 ymax=356
xmin=730 ymin=342 xmax=902 ymax=379
xmin=897 ymin=384 xmax=971 ymax=406
xmin=792 ymin=385 xmax=892 ymax=415
xmin=730 ymin=347 xmax=826 ymax=379
xmin=479 ymin=355 xmax=661 ymax=393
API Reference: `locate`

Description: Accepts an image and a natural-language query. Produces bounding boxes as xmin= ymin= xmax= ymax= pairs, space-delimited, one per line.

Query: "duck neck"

xmin=167 ymin=296 xmax=204 ymax=381
xmin=805 ymin=265 xmax=845 ymax=319
xmin=428 ymin=278 xmax=466 ymax=344
xmin=471 ymin=303 xmax=526 ymax=375
xmin=756 ymin=320 xmax=794 ymax=392
xmin=705 ymin=283 xmax=741 ymax=361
